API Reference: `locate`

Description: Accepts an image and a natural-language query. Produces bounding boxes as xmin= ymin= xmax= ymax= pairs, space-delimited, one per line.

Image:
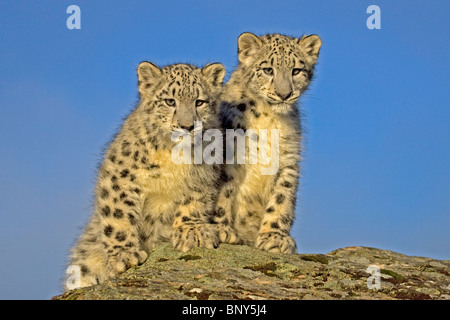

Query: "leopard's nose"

xmin=275 ymin=90 xmax=292 ymax=101
xmin=179 ymin=123 xmax=194 ymax=131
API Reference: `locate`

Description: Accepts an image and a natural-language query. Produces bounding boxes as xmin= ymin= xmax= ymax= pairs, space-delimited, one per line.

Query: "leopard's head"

xmin=137 ymin=62 xmax=225 ymax=139
xmin=237 ymin=32 xmax=321 ymax=113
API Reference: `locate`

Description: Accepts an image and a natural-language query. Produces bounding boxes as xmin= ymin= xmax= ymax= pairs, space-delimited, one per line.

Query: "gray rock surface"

xmin=52 ymin=244 xmax=450 ymax=300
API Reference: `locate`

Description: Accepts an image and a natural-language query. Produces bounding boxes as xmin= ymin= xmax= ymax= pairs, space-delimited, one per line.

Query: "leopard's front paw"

xmin=106 ymin=248 xmax=148 ymax=278
xmin=172 ymin=223 xmax=219 ymax=252
xmin=214 ymin=224 xmax=243 ymax=245
xmin=255 ymin=232 xmax=297 ymax=254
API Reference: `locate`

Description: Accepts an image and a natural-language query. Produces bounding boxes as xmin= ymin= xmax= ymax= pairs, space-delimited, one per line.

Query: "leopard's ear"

xmin=238 ymin=32 xmax=262 ymax=64
xmin=298 ymin=34 xmax=321 ymax=64
xmin=137 ymin=61 xmax=162 ymax=97
xmin=202 ymin=63 xmax=226 ymax=87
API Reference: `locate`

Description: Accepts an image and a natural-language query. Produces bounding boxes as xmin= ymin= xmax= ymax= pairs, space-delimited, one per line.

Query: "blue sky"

xmin=0 ymin=0 xmax=449 ymax=299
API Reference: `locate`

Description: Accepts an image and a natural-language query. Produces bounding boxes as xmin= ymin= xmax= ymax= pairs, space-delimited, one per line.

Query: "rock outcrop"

xmin=52 ymin=244 xmax=450 ymax=300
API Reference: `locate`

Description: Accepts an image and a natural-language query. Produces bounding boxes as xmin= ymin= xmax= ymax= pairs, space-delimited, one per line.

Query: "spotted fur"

xmin=213 ymin=33 xmax=321 ymax=254
xmin=66 ymin=62 xmax=225 ymax=289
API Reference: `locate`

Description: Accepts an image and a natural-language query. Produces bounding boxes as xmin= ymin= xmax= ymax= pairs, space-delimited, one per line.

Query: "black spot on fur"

xmin=80 ymin=264 xmax=89 ymax=276
xmin=266 ymin=206 xmax=275 ymax=213
xmin=104 ymin=225 xmax=114 ymax=237
xmin=119 ymin=192 xmax=127 ymax=199
xmin=271 ymin=222 xmax=280 ymax=229
xmin=280 ymin=214 xmax=292 ymax=226
xmin=281 ymin=181 xmax=293 ymax=188
xmin=128 ymin=213 xmax=136 ymax=225
xmin=115 ymin=231 xmax=127 ymax=242
xmin=121 ymin=141 xmax=131 ymax=156
xmin=100 ymin=188 xmax=109 ymax=199
xmin=250 ymin=108 xmax=260 ymax=118
xmin=120 ymin=169 xmax=129 ymax=178
xmin=139 ymin=230 xmax=149 ymax=242
xmin=276 ymin=194 xmax=285 ymax=204
xmin=182 ymin=216 xmax=191 ymax=222
xmin=220 ymin=172 xmax=233 ymax=183
xmin=224 ymin=189 xmax=233 ymax=198
xmin=130 ymin=174 xmax=136 ymax=182
xmin=112 ymin=184 xmax=120 ymax=191
xmin=215 ymin=207 xmax=225 ymax=217
xmin=124 ymin=200 xmax=135 ymax=207
xmin=183 ymin=197 xmax=192 ymax=205
xmin=101 ymin=205 xmax=111 ymax=217
xmin=113 ymin=208 xmax=124 ymax=219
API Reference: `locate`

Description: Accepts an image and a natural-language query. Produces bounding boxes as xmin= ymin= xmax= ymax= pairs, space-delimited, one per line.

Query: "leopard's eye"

xmin=292 ymin=68 xmax=303 ymax=76
xmin=195 ymin=100 xmax=207 ymax=107
xmin=165 ymin=99 xmax=176 ymax=107
xmin=263 ymin=68 xmax=274 ymax=76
